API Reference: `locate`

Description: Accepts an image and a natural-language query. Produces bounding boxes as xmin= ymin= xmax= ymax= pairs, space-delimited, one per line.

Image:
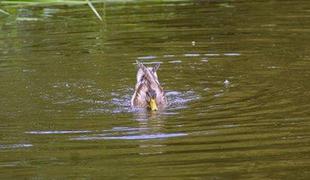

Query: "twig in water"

xmin=87 ymin=0 xmax=102 ymax=21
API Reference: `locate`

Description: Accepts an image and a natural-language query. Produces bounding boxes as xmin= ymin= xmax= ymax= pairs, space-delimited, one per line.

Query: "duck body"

xmin=131 ymin=61 xmax=167 ymax=111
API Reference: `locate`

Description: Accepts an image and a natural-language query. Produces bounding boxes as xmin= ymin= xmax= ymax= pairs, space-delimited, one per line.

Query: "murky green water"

xmin=1 ymin=0 xmax=310 ymax=179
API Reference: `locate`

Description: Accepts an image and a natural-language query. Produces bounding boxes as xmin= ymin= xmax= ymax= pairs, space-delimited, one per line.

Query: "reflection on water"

xmin=25 ymin=130 xmax=92 ymax=134
xmin=71 ymin=131 xmax=187 ymax=140
xmin=1 ymin=0 xmax=310 ymax=179
xmin=0 ymin=144 xmax=33 ymax=150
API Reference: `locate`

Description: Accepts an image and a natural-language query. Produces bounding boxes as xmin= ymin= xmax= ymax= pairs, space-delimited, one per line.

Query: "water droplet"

xmin=224 ymin=80 xmax=230 ymax=86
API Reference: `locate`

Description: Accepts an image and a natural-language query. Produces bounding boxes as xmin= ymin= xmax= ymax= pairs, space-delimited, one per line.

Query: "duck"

xmin=131 ymin=61 xmax=167 ymax=111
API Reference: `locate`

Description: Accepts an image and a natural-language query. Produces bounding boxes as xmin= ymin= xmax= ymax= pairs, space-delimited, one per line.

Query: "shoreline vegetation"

xmin=1 ymin=0 xmax=108 ymax=21
xmin=0 ymin=0 xmax=187 ymax=5
xmin=0 ymin=0 xmax=188 ymax=20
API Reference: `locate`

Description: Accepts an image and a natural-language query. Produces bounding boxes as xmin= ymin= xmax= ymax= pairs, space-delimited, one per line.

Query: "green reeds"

xmin=0 ymin=9 xmax=10 ymax=15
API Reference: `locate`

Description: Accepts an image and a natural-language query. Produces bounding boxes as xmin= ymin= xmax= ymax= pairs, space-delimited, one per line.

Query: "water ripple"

xmin=71 ymin=133 xmax=187 ymax=140
xmin=80 ymin=90 xmax=199 ymax=115
xmin=0 ymin=144 xmax=32 ymax=149
xmin=25 ymin=130 xmax=92 ymax=135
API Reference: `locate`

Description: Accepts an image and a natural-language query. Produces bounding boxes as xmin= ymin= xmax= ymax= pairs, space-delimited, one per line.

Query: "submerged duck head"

xmin=146 ymin=89 xmax=158 ymax=111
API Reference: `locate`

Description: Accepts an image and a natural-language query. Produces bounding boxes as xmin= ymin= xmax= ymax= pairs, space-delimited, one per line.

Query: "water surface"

xmin=1 ymin=0 xmax=310 ymax=179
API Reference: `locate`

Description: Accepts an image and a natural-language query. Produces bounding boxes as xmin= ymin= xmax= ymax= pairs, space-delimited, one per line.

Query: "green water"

xmin=1 ymin=0 xmax=310 ymax=179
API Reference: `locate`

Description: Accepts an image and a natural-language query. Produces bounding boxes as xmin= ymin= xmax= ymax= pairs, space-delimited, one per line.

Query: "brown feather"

xmin=131 ymin=61 xmax=167 ymax=109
